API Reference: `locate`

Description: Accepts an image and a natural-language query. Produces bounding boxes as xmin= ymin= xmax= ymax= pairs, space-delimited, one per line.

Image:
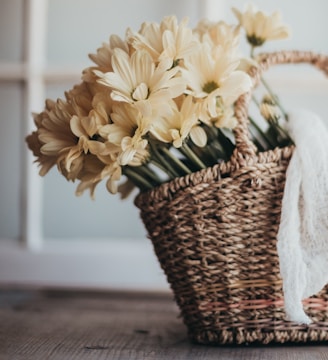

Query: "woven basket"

xmin=135 ymin=51 xmax=328 ymax=345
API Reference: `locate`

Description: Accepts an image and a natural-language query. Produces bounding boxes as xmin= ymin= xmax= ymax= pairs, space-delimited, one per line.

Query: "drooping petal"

xmin=132 ymin=83 xmax=149 ymax=101
xmin=111 ymin=48 xmax=136 ymax=87
xmin=190 ymin=126 xmax=207 ymax=147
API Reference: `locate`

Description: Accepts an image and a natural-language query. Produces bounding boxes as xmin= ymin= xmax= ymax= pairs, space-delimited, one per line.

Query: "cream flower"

xmin=117 ymin=178 xmax=136 ymax=200
xmin=94 ymin=48 xmax=186 ymax=117
xmin=232 ymin=3 xmax=290 ymax=47
xmin=26 ymin=81 xmax=101 ymax=180
xmin=211 ymin=100 xmax=238 ymax=129
xmin=98 ymin=156 xmax=123 ymax=194
xmin=69 ymin=92 xmax=112 ymax=160
xmin=182 ymin=44 xmax=252 ymax=124
xmin=159 ymin=16 xmax=200 ymax=66
xmin=260 ymin=94 xmax=281 ymax=123
xmin=57 ymin=84 xmax=110 ymax=176
xmin=100 ymin=103 xmax=150 ymax=166
xmin=30 ymin=98 xmax=79 ymax=179
xmin=89 ymin=34 xmax=129 ymax=71
xmin=75 ymin=155 xmax=107 ymax=198
xmin=150 ymin=95 xmax=206 ymax=148
xmin=194 ymin=20 xmax=240 ymax=53
xmin=26 ymin=113 xmax=58 ymax=177
xmin=69 ymin=112 xmax=104 ymax=157
xmin=26 ymin=81 xmax=111 ymax=183
xmin=82 ymin=35 xmax=130 ymax=84
xmin=128 ymin=15 xmax=199 ymax=66
xmin=75 ymin=153 xmax=122 ymax=196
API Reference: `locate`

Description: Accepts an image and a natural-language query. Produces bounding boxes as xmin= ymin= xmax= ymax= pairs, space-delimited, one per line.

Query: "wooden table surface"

xmin=0 ymin=288 xmax=327 ymax=360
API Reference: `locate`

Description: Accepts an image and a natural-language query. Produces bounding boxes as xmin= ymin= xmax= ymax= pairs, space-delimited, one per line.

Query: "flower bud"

xmin=260 ymin=95 xmax=281 ymax=123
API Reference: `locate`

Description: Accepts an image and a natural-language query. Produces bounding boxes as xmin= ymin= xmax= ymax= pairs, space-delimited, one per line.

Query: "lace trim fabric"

xmin=277 ymin=109 xmax=328 ymax=324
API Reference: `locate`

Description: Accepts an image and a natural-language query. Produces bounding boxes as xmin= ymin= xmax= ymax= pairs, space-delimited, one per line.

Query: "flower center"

xmin=202 ymin=81 xmax=219 ymax=94
xmin=90 ymin=134 xmax=100 ymax=141
xmin=247 ymin=34 xmax=265 ymax=47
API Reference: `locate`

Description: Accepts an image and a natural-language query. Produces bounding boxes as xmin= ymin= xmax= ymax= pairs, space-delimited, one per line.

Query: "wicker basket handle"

xmin=231 ymin=50 xmax=328 ymax=162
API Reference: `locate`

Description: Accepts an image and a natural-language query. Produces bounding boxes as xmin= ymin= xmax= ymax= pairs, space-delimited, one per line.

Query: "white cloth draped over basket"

xmin=277 ymin=108 xmax=328 ymax=324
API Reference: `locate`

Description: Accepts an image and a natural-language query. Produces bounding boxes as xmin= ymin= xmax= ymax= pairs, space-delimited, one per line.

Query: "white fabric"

xmin=277 ymin=109 xmax=328 ymax=324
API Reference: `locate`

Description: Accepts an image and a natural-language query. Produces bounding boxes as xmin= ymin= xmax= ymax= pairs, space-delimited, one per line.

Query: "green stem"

xmin=180 ymin=143 xmax=207 ymax=169
xmin=161 ymin=146 xmax=192 ymax=175
xmin=149 ymin=158 xmax=171 ymax=178
xmin=251 ymin=96 xmax=293 ymax=147
xmin=248 ymin=113 xmax=276 ymax=148
xmin=271 ymin=121 xmax=294 ymax=145
xmin=208 ymin=143 xmax=225 ymax=161
xmin=190 ymin=142 xmax=217 ymax=166
xmin=250 ymin=46 xmax=255 ymax=58
xmin=248 ymin=126 xmax=265 ymax=151
xmin=250 ymin=49 xmax=288 ymax=121
xmin=251 ymin=94 xmax=260 ymax=107
xmin=217 ymin=129 xmax=235 ymax=158
xmin=123 ymin=167 xmax=153 ymax=191
xmin=137 ymin=164 xmax=162 ymax=185
xmin=149 ymin=141 xmax=180 ymax=179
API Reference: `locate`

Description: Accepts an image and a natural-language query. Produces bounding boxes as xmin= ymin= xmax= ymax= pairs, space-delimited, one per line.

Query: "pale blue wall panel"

xmin=0 ymin=0 xmax=23 ymax=62
xmin=0 ymin=83 xmax=22 ymax=239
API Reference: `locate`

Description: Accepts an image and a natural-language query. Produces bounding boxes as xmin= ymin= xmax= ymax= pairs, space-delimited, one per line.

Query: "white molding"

xmin=21 ymin=0 xmax=49 ymax=250
xmin=43 ymin=66 xmax=84 ymax=83
xmin=0 ymin=238 xmax=170 ymax=291
xmin=25 ymin=0 xmax=48 ymax=68
xmin=0 ymin=63 xmax=27 ymax=80
xmin=0 ymin=63 xmax=82 ymax=83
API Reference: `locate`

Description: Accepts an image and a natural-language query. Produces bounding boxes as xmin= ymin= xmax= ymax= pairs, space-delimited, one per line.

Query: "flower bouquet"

xmin=26 ymin=4 xmax=328 ymax=345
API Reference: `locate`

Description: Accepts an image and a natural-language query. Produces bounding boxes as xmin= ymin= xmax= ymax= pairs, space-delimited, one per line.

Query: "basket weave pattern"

xmin=135 ymin=51 xmax=328 ymax=344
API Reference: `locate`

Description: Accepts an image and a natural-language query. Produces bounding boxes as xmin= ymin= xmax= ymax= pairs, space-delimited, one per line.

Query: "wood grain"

xmin=0 ymin=289 xmax=327 ymax=359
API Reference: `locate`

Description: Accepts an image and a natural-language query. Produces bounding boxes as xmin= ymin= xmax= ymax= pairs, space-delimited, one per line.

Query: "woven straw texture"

xmin=135 ymin=51 xmax=328 ymax=345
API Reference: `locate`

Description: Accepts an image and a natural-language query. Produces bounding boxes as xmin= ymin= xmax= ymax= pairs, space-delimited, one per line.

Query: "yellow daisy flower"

xmin=182 ymin=44 xmax=252 ymax=125
xmin=28 ymin=98 xmax=79 ymax=179
xmin=128 ymin=15 xmax=199 ymax=66
xmin=150 ymin=95 xmax=206 ymax=148
xmin=99 ymin=103 xmax=150 ymax=166
xmin=232 ymin=3 xmax=291 ymax=47
xmin=89 ymin=34 xmax=129 ymax=71
xmin=94 ymin=48 xmax=186 ymax=117
xmin=194 ymin=20 xmax=240 ymax=54
xmin=75 ymin=154 xmax=122 ymax=196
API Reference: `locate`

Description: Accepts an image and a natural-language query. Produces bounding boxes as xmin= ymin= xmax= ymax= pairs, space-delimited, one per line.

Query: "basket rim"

xmin=135 ymin=145 xmax=294 ymax=205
